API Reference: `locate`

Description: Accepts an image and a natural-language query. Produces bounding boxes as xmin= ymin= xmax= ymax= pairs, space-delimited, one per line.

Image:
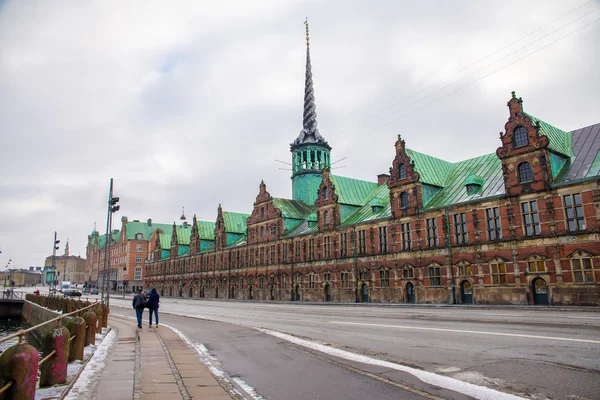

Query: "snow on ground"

xmin=258 ymin=328 xmax=526 ymax=400
xmin=63 ymin=328 xmax=116 ymax=400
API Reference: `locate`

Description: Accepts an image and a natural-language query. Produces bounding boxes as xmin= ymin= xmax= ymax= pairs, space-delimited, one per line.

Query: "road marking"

xmin=330 ymin=321 xmax=600 ymax=344
xmin=259 ymin=328 xmax=525 ymax=400
xmin=567 ymin=316 xmax=600 ymax=320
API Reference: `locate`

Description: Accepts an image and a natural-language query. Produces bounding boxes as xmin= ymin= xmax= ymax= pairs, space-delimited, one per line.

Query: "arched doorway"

xmin=160 ymin=289 xmax=164 ymax=297
xmin=178 ymin=288 xmax=183 ymax=298
xmin=406 ymin=282 xmax=416 ymax=303
xmin=270 ymin=286 xmax=275 ymax=300
xmin=324 ymin=284 xmax=332 ymax=302
xmin=188 ymin=287 xmax=193 ymax=298
xmin=461 ymin=281 xmax=473 ymax=304
xmin=199 ymin=287 xmax=204 ymax=298
xmin=532 ymin=278 xmax=549 ymax=305
xmin=248 ymin=285 xmax=253 ymax=300
xmin=169 ymin=287 xmax=173 ymax=297
xmin=361 ymin=284 xmax=369 ymax=303
xmin=215 ymin=287 xmax=219 ymax=298
xmin=294 ymin=284 xmax=300 ymax=301
xmin=230 ymin=286 xmax=236 ymax=299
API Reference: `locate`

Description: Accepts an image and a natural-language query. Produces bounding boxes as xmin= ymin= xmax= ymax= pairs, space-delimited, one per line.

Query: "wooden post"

xmin=39 ymin=326 xmax=70 ymax=387
xmin=82 ymin=311 xmax=97 ymax=346
xmin=67 ymin=317 xmax=86 ymax=361
xmin=0 ymin=343 xmax=38 ymax=400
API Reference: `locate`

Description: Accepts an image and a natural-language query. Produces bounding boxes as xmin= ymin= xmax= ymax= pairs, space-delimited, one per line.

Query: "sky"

xmin=0 ymin=0 xmax=599 ymax=269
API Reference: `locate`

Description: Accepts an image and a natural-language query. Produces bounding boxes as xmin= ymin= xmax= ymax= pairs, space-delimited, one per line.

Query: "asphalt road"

xmin=108 ymin=298 xmax=600 ymax=400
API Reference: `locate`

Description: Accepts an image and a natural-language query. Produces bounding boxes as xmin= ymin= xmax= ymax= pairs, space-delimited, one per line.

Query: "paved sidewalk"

xmin=94 ymin=315 xmax=233 ymax=400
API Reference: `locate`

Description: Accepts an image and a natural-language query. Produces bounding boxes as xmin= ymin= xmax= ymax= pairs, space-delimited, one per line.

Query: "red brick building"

xmin=140 ymin=27 xmax=600 ymax=306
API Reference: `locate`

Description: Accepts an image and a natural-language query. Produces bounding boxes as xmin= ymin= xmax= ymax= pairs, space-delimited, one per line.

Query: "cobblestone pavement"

xmin=94 ymin=315 xmax=232 ymax=400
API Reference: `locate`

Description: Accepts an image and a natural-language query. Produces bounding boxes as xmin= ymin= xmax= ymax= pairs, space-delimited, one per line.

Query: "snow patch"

xmin=258 ymin=328 xmax=525 ymax=400
xmin=231 ymin=377 xmax=264 ymax=400
xmin=63 ymin=328 xmax=117 ymax=400
xmin=436 ymin=366 xmax=462 ymax=373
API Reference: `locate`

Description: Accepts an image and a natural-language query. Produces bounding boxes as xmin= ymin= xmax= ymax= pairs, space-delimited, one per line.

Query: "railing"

xmin=0 ymin=290 xmax=24 ymax=300
xmin=0 ymin=296 xmax=106 ymax=399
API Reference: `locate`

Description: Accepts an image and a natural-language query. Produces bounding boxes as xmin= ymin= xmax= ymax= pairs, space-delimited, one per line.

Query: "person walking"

xmin=132 ymin=289 xmax=146 ymax=328
xmin=147 ymin=288 xmax=160 ymax=327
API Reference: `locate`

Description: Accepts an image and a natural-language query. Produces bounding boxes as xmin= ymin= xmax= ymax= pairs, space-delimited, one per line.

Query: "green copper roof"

xmin=125 ymin=220 xmax=173 ymax=240
xmin=158 ymin=234 xmax=171 ymax=250
xmin=525 ymin=113 xmax=573 ymax=158
xmin=464 ymin=173 xmax=485 ymax=186
xmin=225 ymin=234 xmax=247 ymax=248
xmin=425 ymin=152 xmax=504 ymax=209
xmin=223 ymin=212 xmax=250 ymax=234
xmin=406 ymin=149 xmax=453 ymax=187
xmin=272 ymin=198 xmax=312 ymax=219
xmin=178 ymin=245 xmax=190 ymax=256
xmin=98 ymin=230 xmax=121 ymax=250
xmin=330 ymin=175 xmax=379 ymax=206
xmin=175 ymin=227 xmax=191 ymax=245
xmin=197 ymin=221 xmax=216 ymax=240
xmin=341 ymin=183 xmax=391 ymax=226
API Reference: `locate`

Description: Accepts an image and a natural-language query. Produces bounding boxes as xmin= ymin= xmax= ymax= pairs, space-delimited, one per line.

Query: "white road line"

xmin=330 ymin=321 xmax=600 ymax=344
xmin=567 ymin=316 xmax=600 ymax=320
xmin=258 ymin=328 xmax=525 ymax=400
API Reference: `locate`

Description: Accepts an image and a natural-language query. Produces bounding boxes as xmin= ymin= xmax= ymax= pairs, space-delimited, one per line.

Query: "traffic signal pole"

xmin=51 ymin=232 xmax=60 ymax=293
xmin=101 ymin=178 xmax=120 ymax=308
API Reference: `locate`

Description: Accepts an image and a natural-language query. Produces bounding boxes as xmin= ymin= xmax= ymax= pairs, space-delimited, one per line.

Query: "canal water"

xmin=0 ymin=318 xmax=25 ymax=353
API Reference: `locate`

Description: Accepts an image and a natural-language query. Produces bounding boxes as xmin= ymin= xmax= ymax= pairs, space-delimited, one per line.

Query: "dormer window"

xmin=398 ymin=163 xmax=407 ymax=180
xmin=518 ymin=162 xmax=534 ymax=183
xmin=464 ymin=173 xmax=484 ymax=195
xmin=323 ymin=187 xmax=329 ymax=200
xmin=513 ymin=126 xmax=528 ymax=148
xmin=324 ymin=210 xmax=330 ymax=224
xmin=136 ymin=233 xmax=143 ymax=240
xmin=400 ymin=192 xmax=409 ymax=209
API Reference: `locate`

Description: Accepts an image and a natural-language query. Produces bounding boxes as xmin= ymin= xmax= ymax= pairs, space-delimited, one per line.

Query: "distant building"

xmin=44 ymin=240 xmax=86 ymax=285
xmin=1 ymin=269 xmax=43 ymax=287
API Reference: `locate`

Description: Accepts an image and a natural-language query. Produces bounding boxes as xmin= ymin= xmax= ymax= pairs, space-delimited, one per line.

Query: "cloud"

xmin=0 ymin=0 xmax=598 ymax=268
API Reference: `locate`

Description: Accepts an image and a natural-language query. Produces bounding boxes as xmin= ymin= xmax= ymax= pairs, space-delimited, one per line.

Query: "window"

xmin=528 ymin=260 xmax=546 ymax=273
xmin=271 ymin=225 xmax=277 ymax=236
xmin=134 ymin=266 xmax=142 ymax=280
xmin=398 ymin=163 xmax=407 ymax=180
xmin=359 ymin=270 xmax=368 ymax=282
xmin=323 ymin=271 xmax=331 ymax=282
xmin=270 ymin=245 xmax=276 ymax=264
xmin=281 ymin=275 xmax=287 ymax=288
xmin=323 ymin=236 xmax=331 ymax=258
xmin=426 ymin=218 xmax=438 ymax=247
xmin=294 ymin=274 xmax=301 ymax=284
xmin=518 ymin=162 xmax=533 ymax=183
xmin=324 ymin=210 xmax=330 ymax=225
xmin=261 ymin=207 xmax=265 ymax=219
xmin=259 ymin=276 xmax=265 ymax=289
xmin=358 ymin=230 xmax=367 ymax=255
xmin=457 ymin=264 xmax=472 ymax=276
xmin=428 ymin=267 xmax=441 ymax=286
xmin=260 ymin=247 xmax=265 ymax=265
xmin=466 ymin=184 xmax=480 ymax=195
xmin=341 ymin=271 xmax=349 ymax=288
xmin=571 ymin=257 xmax=594 ymax=283
xmin=521 ymin=201 xmax=540 ymax=236
xmin=563 ymin=193 xmax=585 ymax=232
xmin=340 ymin=233 xmax=348 ymax=257
xmin=401 ymin=223 xmax=412 ymax=250
xmin=324 ymin=187 xmax=329 ymax=200
xmin=309 ymin=239 xmax=315 ymax=260
xmin=309 ymin=273 xmax=317 ymax=289
xmin=135 ymin=255 xmax=142 ymax=263
xmin=282 ymin=243 xmax=288 ymax=262
xmin=486 ymin=207 xmax=502 ymax=241
xmin=260 ymin=226 xmax=265 ymax=238
xmin=403 ymin=266 xmax=414 ymax=279
xmin=400 ymin=192 xmax=409 ymax=209
xmin=136 ymin=244 xmax=143 ymax=252
xmin=294 ymin=242 xmax=301 ymax=260
xmin=379 ymin=226 xmax=388 ymax=253
xmin=491 ymin=263 xmax=507 ymax=284
xmin=380 ymin=269 xmax=390 ymax=287
xmin=513 ymin=126 xmax=528 ymax=148
xmin=453 ymin=213 xmax=468 ymax=244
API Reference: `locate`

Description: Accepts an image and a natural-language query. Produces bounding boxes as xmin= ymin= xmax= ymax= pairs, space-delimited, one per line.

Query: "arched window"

xmin=324 ymin=210 xmax=330 ymax=224
xmin=400 ymin=191 xmax=409 ymax=209
xmin=136 ymin=233 xmax=143 ymax=240
xmin=260 ymin=226 xmax=265 ymax=238
xmin=398 ymin=163 xmax=407 ymax=180
xmin=513 ymin=126 xmax=528 ymax=148
xmin=260 ymin=207 xmax=265 ymax=219
xmin=518 ymin=162 xmax=534 ymax=183
xmin=324 ymin=187 xmax=329 ymax=200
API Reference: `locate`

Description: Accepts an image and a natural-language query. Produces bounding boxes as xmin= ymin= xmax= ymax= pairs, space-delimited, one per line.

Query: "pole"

xmin=101 ymin=178 xmax=114 ymax=307
xmin=52 ymin=231 xmax=57 ymax=293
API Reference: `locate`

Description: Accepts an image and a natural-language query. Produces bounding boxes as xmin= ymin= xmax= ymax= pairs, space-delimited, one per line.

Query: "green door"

xmin=361 ymin=284 xmax=369 ymax=303
xmin=406 ymin=282 xmax=416 ymax=303
xmin=533 ymin=278 xmax=549 ymax=305
xmin=461 ymin=281 xmax=473 ymax=304
xmin=325 ymin=284 xmax=332 ymax=302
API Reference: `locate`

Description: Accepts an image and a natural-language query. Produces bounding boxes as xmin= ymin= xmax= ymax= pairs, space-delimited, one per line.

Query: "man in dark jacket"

xmin=147 ymin=288 xmax=160 ymax=327
xmin=132 ymin=289 xmax=146 ymax=328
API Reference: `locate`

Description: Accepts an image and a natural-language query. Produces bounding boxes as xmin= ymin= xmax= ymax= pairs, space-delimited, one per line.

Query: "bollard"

xmin=82 ymin=311 xmax=97 ymax=346
xmin=101 ymin=304 xmax=108 ymax=328
xmin=66 ymin=317 xmax=86 ymax=361
xmin=95 ymin=306 xmax=103 ymax=332
xmin=39 ymin=325 xmax=70 ymax=387
xmin=0 ymin=342 xmax=38 ymax=400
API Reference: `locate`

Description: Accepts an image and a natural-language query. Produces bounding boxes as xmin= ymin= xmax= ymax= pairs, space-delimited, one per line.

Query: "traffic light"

xmin=110 ymin=196 xmax=120 ymax=213
xmin=55 ymin=239 xmax=60 ymax=250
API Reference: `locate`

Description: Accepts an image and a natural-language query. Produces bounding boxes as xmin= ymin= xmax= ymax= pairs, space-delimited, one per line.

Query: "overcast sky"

xmin=1 ymin=0 xmax=599 ymax=269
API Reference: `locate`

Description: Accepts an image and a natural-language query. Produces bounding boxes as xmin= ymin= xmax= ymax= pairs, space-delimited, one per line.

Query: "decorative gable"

xmin=315 ymin=168 xmax=340 ymax=231
xmin=190 ymin=214 xmax=200 ymax=254
xmin=215 ymin=204 xmax=226 ymax=251
xmin=387 ymin=135 xmax=423 ymax=218
xmin=246 ymin=181 xmax=285 ymax=244
xmin=496 ymin=92 xmax=553 ymax=196
xmin=170 ymin=222 xmax=178 ymax=258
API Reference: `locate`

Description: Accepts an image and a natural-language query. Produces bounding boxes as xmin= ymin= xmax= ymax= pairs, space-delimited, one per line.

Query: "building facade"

xmin=45 ymin=240 xmax=87 ymax=285
xmin=94 ymin=25 xmax=600 ymax=306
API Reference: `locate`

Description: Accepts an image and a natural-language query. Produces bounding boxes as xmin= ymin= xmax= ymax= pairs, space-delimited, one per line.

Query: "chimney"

xmin=147 ymin=219 xmax=152 ymax=226
xmin=377 ymin=174 xmax=390 ymax=185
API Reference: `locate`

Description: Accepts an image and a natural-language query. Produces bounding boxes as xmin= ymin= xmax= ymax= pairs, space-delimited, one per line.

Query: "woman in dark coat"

xmin=147 ymin=288 xmax=160 ymax=327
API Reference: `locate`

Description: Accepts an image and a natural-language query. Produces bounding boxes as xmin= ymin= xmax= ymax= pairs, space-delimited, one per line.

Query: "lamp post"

xmin=51 ymin=232 xmax=60 ymax=294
